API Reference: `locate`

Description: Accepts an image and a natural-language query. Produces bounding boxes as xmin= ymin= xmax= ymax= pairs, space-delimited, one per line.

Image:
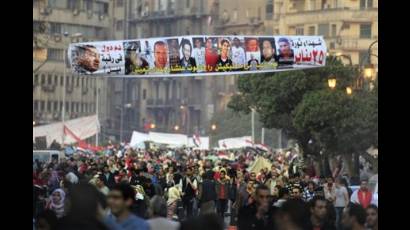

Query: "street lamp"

xmin=328 ymin=77 xmax=337 ymax=89
xmin=174 ymin=125 xmax=179 ymax=131
xmin=211 ymin=124 xmax=217 ymax=131
xmin=346 ymin=87 xmax=353 ymax=95
xmin=180 ymin=105 xmax=185 ymax=110
xmin=33 ymin=121 xmax=36 ymax=126
xmin=150 ymin=123 xmax=156 ymax=129
xmin=364 ymin=64 xmax=375 ymax=79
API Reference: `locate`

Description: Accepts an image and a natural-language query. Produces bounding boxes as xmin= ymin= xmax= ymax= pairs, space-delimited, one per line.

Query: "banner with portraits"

xmin=68 ymin=35 xmax=327 ymax=77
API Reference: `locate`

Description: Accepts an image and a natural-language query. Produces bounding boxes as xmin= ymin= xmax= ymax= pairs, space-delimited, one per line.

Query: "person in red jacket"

xmin=205 ymin=38 xmax=219 ymax=72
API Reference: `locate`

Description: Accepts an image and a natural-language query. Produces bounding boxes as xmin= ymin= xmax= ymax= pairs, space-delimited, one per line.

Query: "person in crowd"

xmin=45 ymin=188 xmax=66 ymax=219
xmin=56 ymin=183 xmax=109 ymax=230
xmin=181 ymin=166 xmax=198 ymax=219
xmin=324 ymin=177 xmax=336 ymax=204
xmin=334 ymin=177 xmax=349 ymax=230
xmin=105 ymin=182 xmax=150 ymax=230
xmin=303 ymin=181 xmax=316 ymax=202
xmin=35 ymin=210 xmax=58 ymax=230
xmin=102 ymin=164 xmax=117 ymax=189
xmin=147 ymin=195 xmax=180 ymax=230
xmin=237 ymin=184 xmax=272 ymax=230
xmin=291 ymin=186 xmax=303 ymax=200
xmin=95 ymin=174 xmax=110 ymax=196
xmin=274 ymin=198 xmax=310 ymax=230
xmin=350 ymin=179 xmax=373 ymax=209
xmin=365 ymin=204 xmax=378 ymax=230
xmin=341 ymin=203 xmax=367 ymax=230
xmin=341 ymin=177 xmax=353 ymax=199
xmin=308 ymin=195 xmax=336 ymax=230
xmin=167 ymin=177 xmax=182 ymax=220
xmin=198 ymin=170 xmax=217 ymax=215
xmin=216 ymin=169 xmax=230 ymax=219
xmin=180 ymin=213 xmax=224 ymax=230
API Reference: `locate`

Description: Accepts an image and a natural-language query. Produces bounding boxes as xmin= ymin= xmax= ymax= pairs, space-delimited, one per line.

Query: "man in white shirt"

xmin=192 ymin=38 xmax=206 ymax=72
xmin=231 ymin=37 xmax=246 ymax=70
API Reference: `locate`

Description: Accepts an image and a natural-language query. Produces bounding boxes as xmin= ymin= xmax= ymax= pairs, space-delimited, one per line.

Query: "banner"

xmin=68 ymin=35 xmax=327 ymax=78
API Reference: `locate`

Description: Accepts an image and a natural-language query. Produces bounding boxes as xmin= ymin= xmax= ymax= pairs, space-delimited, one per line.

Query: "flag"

xmin=193 ymin=133 xmax=201 ymax=147
xmin=64 ymin=125 xmax=103 ymax=152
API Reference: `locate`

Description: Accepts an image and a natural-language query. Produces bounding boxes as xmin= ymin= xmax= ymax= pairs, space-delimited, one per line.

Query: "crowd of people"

xmin=33 ymin=144 xmax=378 ymax=230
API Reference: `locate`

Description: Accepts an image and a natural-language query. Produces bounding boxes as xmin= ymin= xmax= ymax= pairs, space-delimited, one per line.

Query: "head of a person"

xmin=291 ymin=186 xmax=302 ymax=199
xmin=326 ymin=177 xmax=334 ymax=186
xmin=233 ymin=37 xmax=240 ymax=47
xmin=180 ymin=39 xmax=192 ymax=60
xmin=250 ymin=172 xmax=256 ymax=181
xmin=278 ymin=38 xmax=291 ymax=56
xmin=36 ymin=210 xmax=58 ymax=230
xmin=366 ymin=204 xmax=378 ymax=229
xmin=220 ymin=39 xmax=230 ymax=57
xmin=307 ymin=181 xmax=315 ymax=192
xmin=103 ymin=165 xmax=109 ymax=173
xmin=247 ymin=38 xmax=258 ymax=51
xmin=304 ymin=174 xmax=310 ymax=182
xmin=309 ymin=196 xmax=328 ymax=221
xmin=51 ymin=188 xmax=65 ymax=205
xmin=360 ymin=179 xmax=369 ymax=191
xmin=95 ymin=174 xmax=105 ymax=188
xmin=195 ymin=39 xmax=202 ymax=48
xmin=255 ymin=184 xmax=270 ymax=208
xmin=77 ymin=45 xmax=100 ymax=72
xmin=342 ymin=203 xmax=367 ymax=229
xmin=154 ymin=41 xmax=168 ymax=68
xmin=220 ymin=170 xmax=227 ymax=179
xmin=149 ymin=195 xmax=167 ymax=218
xmin=186 ymin=166 xmax=193 ymax=176
xmin=275 ymin=199 xmax=310 ymax=230
xmin=262 ymin=40 xmax=275 ymax=60
xmin=247 ymin=180 xmax=255 ymax=190
xmin=206 ymin=38 xmax=213 ymax=49
xmin=67 ymin=183 xmax=101 ymax=219
xmin=107 ymin=182 xmax=135 ymax=216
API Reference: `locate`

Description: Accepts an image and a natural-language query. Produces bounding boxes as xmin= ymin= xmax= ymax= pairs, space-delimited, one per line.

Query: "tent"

xmin=247 ymin=156 xmax=272 ymax=174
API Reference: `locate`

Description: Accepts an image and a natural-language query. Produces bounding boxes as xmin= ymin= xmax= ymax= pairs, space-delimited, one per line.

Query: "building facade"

xmin=264 ymin=0 xmax=378 ymax=67
xmin=33 ymin=0 xmax=114 ymax=130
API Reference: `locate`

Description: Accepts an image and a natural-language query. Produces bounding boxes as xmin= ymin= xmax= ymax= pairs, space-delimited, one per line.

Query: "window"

xmin=66 ymin=102 xmax=70 ymax=112
xmin=296 ymin=27 xmax=304 ymax=35
xmin=54 ymin=101 xmax=58 ymax=111
xmin=266 ymin=0 xmax=273 ymax=20
xmin=60 ymin=76 xmax=64 ymax=86
xmin=308 ymin=26 xmax=315 ymax=35
xmin=84 ymin=0 xmax=93 ymax=10
xmin=48 ymin=74 xmax=52 ymax=85
xmin=81 ymin=78 xmax=84 ymax=87
xmin=318 ymin=24 xmax=329 ymax=37
xmin=71 ymin=102 xmax=75 ymax=112
xmin=40 ymin=101 xmax=45 ymax=111
xmin=60 ymin=102 xmax=63 ymax=110
xmin=360 ymin=23 xmax=372 ymax=38
xmin=360 ymin=0 xmax=373 ymax=9
xmin=34 ymin=74 xmax=39 ymax=84
xmin=34 ymin=100 xmax=39 ymax=111
xmin=186 ymin=0 xmax=190 ymax=8
xmin=41 ymin=74 xmax=46 ymax=85
xmin=331 ymin=24 xmax=337 ymax=37
xmin=54 ymin=75 xmax=58 ymax=85
xmin=67 ymin=0 xmax=77 ymax=10
xmin=103 ymin=3 xmax=109 ymax=14
xmin=359 ymin=50 xmax=368 ymax=65
xmin=47 ymin=101 xmax=51 ymax=112
xmin=48 ymin=48 xmax=64 ymax=61
xmin=50 ymin=23 xmax=62 ymax=34
xmin=76 ymin=77 xmax=80 ymax=87
xmin=116 ymin=20 xmax=123 ymax=31
xmin=116 ymin=0 xmax=123 ymax=7
xmin=143 ymin=89 xmax=146 ymax=100
xmin=76 ymin=103 xmax=79 ymax=112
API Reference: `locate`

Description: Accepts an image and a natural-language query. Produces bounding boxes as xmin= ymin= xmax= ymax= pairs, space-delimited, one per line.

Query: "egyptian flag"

xmin=193 ymin=133 xmax=201 ymax=147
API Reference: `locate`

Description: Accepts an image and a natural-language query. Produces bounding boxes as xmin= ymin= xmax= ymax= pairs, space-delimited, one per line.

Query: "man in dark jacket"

xmin=181 ymin=166 xmax=198 ymax=219
xmin=199 ymin=170 xmax=217 ymax=215
xmin=102 ymin=165 xmax=116 ymax=189
xmin=238 ymin=184 xmax=273 ymax=230
xmin=215 ymin=170 xmax=230 ymax=218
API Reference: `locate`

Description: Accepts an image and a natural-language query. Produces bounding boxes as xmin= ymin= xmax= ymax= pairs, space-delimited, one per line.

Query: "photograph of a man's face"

xmin=153 ymin=41 xmax=168 ymax=69
xmin=76 ymin=45 xmax=100 ymax=72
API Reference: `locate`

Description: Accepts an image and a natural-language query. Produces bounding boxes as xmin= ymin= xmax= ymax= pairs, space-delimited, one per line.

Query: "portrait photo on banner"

xmin=230 ymin=36 xmax=246 ymax=71
xmin=276 ymin=36 xmax=295 ymax=68
xmin=70 ymin=44 xmax=101 ymax=74
xmin=192 ymin=37 xmax=206 ymax=73
xmin=259 ymin=37 xmax=278 ymax=70
xmin=167 ymin=38 xmax=181 ymax=73
xmin=179 ymin=37 xmax=197 ymax=73
xmin=245 ymin=37 xmax=261 ymax=71
xmin=216 ymin=37 xmax=233 ymax=72
xmin=150 ymin=39 xmax=170 ymax=74
xmin=205 ymin=37 xmax=219 ymax=72
xmin=124 ymin=40 xmax=149 ymax=75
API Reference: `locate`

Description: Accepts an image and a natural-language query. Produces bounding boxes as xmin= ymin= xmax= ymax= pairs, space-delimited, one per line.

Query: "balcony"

xmin=283 ymin=8 xmax=378 ymax=26
xmin=325 ymin=36 xmax=379 ymax=52
xmin=33 ymin=7 xmax=109 ymax=28
xmin=41 ymin=84 xmax=55 ymax=93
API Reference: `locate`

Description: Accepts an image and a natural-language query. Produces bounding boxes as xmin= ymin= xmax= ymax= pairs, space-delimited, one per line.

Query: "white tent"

xmin=148 ymin=132 xmax=189 ymax=146
xmin=33 ymin=115 xmax=99 ymax=145
xmin=129 ymin=131 xmax=150 ymax=149
xmin=218 ymin=136 xmax=253 ymax=149
xmin=188 ymin=137 xmax=210 ymax=150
